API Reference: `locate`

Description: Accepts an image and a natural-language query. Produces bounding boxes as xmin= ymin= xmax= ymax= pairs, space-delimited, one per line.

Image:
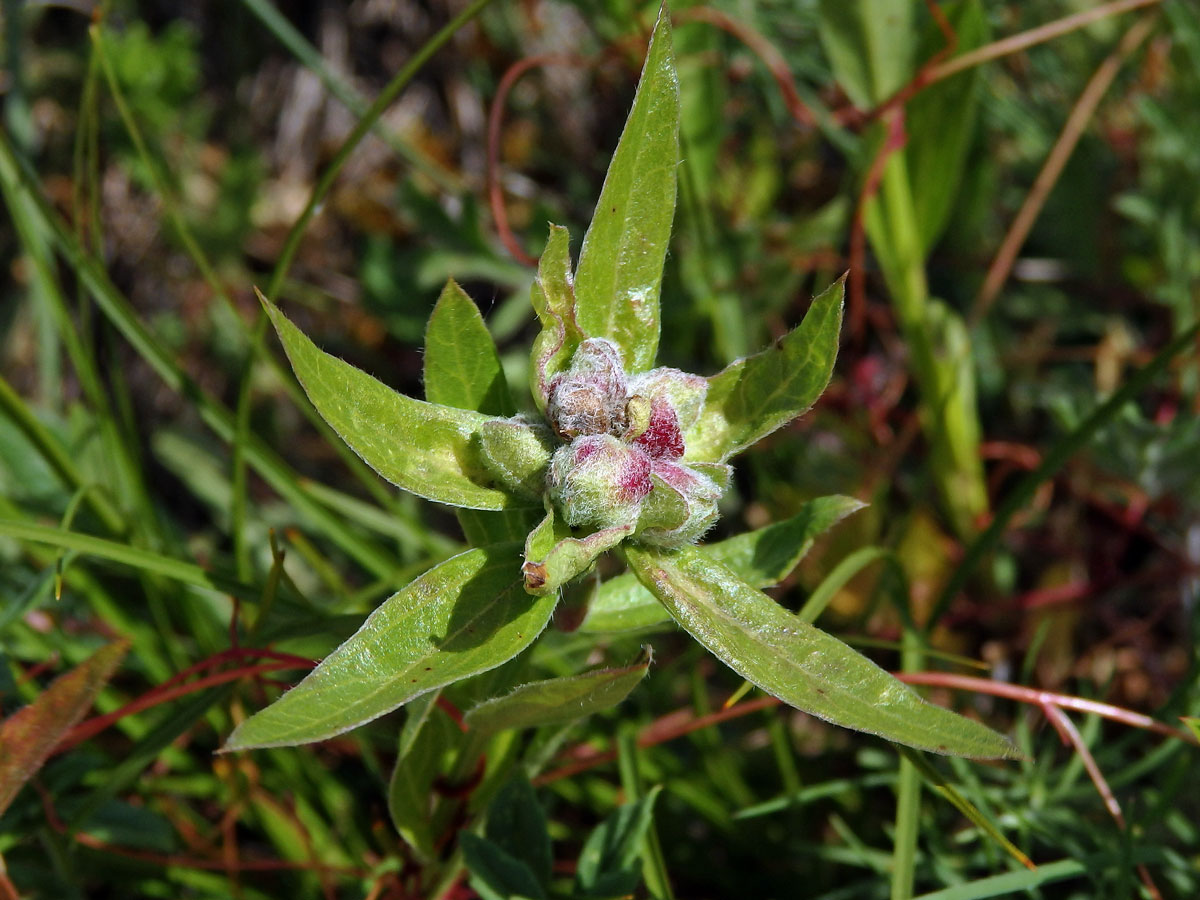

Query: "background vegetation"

xmin=1 ymin=0 xmax=1198 ymax=897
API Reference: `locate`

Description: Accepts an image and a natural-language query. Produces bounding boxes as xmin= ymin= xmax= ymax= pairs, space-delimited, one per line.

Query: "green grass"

xmin=1 ymin=1 xmax=1198 ymax=898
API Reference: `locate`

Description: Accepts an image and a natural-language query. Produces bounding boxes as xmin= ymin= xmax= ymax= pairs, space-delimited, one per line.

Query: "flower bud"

xmin=541 ymin=337 xmax=732 ymax=547
xmin=548 ymin=434 xmax=651 ymax=530
xmin=627 ymin=367 xmax=708 ymax=431
xmin=546 ymin=338 xmax=629 ymax=439
xmin=631 ymin=398 xmax=684 ymax=460
xmin=635 ymin=460 xmax=729 ymax=546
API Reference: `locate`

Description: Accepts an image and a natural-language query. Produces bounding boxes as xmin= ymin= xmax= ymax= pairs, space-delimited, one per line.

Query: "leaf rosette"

xmin=224 ymin=5 xmax=1017 ymax=764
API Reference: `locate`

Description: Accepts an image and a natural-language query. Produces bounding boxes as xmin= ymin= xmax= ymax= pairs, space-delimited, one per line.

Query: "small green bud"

xmin=477 ymin=416 xmax=556 ymax=499
xmin=635 ymin=460 xmax=729 ymax=546
xmin=522 ymin=507 xmax=631 ymax=595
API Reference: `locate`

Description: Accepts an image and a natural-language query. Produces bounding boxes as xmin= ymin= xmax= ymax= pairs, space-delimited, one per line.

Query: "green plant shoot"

xmin=223 ymin=6 xmax=1016 ymax=762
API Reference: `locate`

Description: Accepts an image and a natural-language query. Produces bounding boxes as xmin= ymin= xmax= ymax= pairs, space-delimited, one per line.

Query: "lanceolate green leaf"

xmin=463 ymin=654 xmax=650 ymax=734
xmin=424 ymin=279 xmax=515 ymax=416
xmin=816 ymin=0 xmax=915 ymax=109
xmin=260 ymin=291 xmax=516 ymax=510
xmin=387 ymin=697 xmax=464 ymax=862
xmin=423 ymin=280 xmax=542 ymax=543
xmin=905 ymin=0 xmax=988 ymax=255
xmin=224 ymin=544 xmax=554 ymax=749
xmin=530 ymin=224 xmax=583 ymax=411
xmin=685 ymin=278 xmax=845 ymax=462
xmin=573 ymin=4 xmax=679 ymax=373
xmin=624 ymin=545 xmax=1017 ymax=759
xmin=575 ymin=787 xmax=662 ymax=897
xmin=581 ymin=494 xmax=865 ymax=633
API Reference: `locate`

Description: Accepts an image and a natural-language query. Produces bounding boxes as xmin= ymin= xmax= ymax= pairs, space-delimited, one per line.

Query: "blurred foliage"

xmin=1 ymin=0 xmax=1199 ymax=898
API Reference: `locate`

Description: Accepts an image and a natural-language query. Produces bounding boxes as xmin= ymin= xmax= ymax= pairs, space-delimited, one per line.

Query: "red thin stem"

xmin=852 ymin=0 xmax=959 ymax=126
xmin=56 ymin=652 xmax=315 ymax=752
xmin=487 ymin=53 xmax=584 ymax=266
xmin=928 ymin=0 xmax=1162 ymax=85
xmin=897 ymin=672 xmax=1198 ymax=744
xmin=972 ymin=15 xmax=1157 ymax=321
xmin=541 ymin=668 xmax=1197 ymax=784
xmin=1042 ymin=704 xmax=1162 ymax=899
xmin=675 ymin=6 xmax=817 ymax=127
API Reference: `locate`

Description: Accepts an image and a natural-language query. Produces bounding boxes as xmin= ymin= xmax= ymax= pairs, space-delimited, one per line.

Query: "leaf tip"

xmin=839 ymin=495 xmax=868 ymax=515
xmin=218 ymin=719 xmax=302 ymax=755
xmin=217 ymin=723 xmax=253 ymax=755
xmin=255 ymin=286 xmax=289 ymax=336
xmin=953 ymin=731 xmax=1025 ymax=763
xmin=1001 ymin=740 xmax=1030 ymax=763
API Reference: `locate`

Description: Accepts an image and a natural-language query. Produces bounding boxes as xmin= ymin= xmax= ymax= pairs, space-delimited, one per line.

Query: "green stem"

xmin=868 ymin=139 xmax=988 ymax=539
xmin=231 ymin=320 xmax=265 ymax=583
xmin=890 ymin=631 xmax=924 ymax=900
xmin=617 ymin=727 xmax=675 ymax=900
xmin=878 ymin=150 xmax=929 ymax=326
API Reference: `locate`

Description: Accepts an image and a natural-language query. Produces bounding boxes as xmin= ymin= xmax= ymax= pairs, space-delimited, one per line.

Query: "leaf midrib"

xmin=710 ymin=313 xmax=830 ymax=450
xmin=642 ymin=551 xmax=1003 ymax=755
xmin=249 ymin=554 xmax=527 ymax=743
